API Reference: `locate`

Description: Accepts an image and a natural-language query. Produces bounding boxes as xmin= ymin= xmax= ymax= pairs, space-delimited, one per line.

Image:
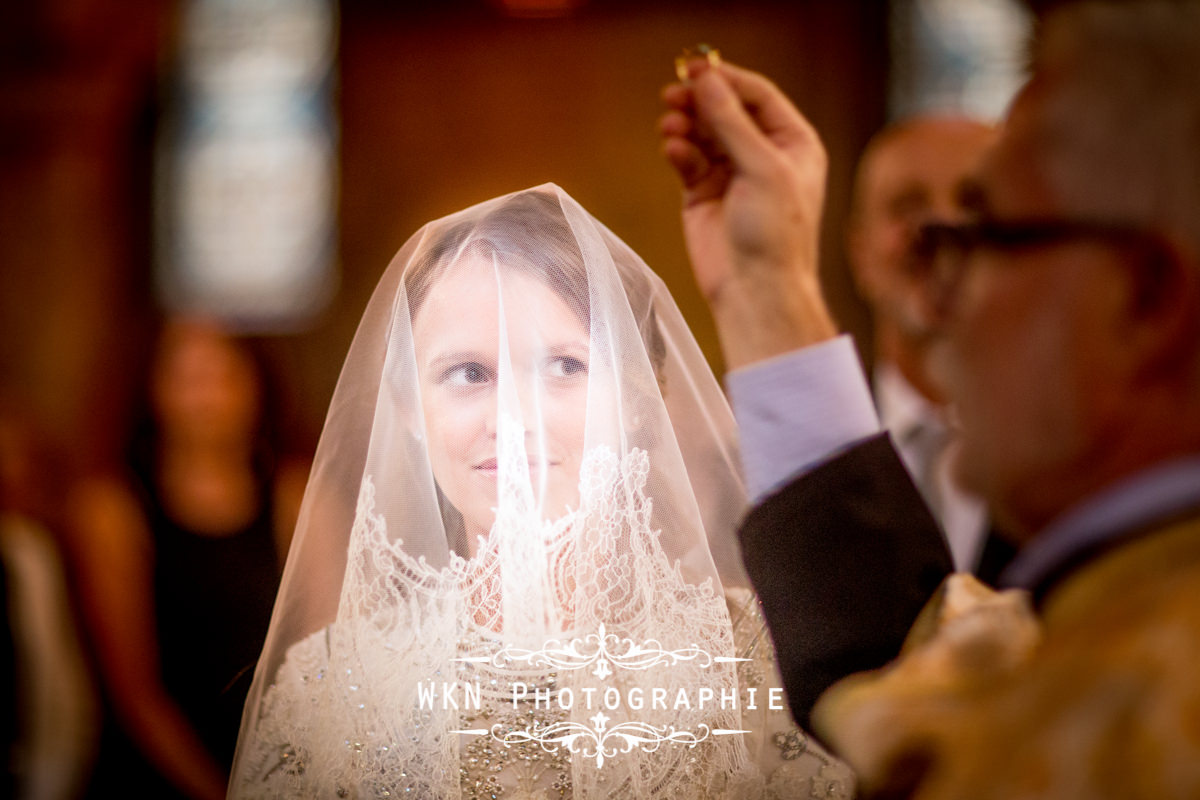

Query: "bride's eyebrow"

xmin=426 ymin=351 xmax=493 ymax=371
xmin=545 ymin=340 xmax=589 ymax=357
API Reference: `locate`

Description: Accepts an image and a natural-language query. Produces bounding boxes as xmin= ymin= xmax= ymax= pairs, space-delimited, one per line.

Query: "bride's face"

xmin=413 ymin=256 xmax=590 ymax=541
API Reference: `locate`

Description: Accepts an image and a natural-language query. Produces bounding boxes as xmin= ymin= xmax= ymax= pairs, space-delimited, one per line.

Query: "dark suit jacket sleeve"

xmin=738 ymin=432 xmax=953 ymax=731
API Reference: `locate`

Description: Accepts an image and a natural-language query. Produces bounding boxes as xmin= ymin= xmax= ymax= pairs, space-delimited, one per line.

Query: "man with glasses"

xmin=661 ymin=1 xmax=1200 ymax=797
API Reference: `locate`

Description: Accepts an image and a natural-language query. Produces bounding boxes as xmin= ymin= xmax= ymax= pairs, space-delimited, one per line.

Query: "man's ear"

xmin=1123 ymin=232 xmax=1200 ymax=383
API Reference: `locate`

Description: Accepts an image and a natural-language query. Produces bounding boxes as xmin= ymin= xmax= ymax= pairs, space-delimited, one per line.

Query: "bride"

xmin=229 ymin=185 xmax=852 ymax=799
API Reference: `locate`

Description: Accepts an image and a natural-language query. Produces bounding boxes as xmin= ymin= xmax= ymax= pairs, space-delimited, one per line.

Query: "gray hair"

xmin=1034 ymin=1 xmax=1200 ymax=252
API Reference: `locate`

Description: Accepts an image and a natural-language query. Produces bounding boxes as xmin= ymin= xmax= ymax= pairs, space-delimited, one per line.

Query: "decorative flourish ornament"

xmin=458 ymin=621 xmax=750 ymax=679
xmin=490 ymin=717 xmax=724 ymax=769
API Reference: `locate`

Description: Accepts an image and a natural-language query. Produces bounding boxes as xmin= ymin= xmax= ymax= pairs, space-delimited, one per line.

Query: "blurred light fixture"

xmin=156 ymin=0 xmax=339 ymax=332
xmin=889 ymin=0 xmax=1031 ymax=121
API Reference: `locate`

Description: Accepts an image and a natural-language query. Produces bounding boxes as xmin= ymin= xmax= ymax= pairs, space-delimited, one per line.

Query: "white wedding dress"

xmin=229 ymin=186 xmax=854 ymax=799
xmin=237 ymin=450 xmax=851 ymax=798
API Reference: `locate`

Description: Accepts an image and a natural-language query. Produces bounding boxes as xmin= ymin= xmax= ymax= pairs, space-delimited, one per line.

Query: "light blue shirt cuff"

xmin=726 ymin=334 xmax=881 ymax=504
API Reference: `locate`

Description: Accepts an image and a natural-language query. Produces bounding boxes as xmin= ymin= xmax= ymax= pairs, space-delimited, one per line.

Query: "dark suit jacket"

xmin=737 ymin=432 xmax=953 ymax=730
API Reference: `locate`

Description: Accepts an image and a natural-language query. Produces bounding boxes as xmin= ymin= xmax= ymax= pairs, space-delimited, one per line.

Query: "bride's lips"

xmin=473 ymin=458 xmax=558 ymax=475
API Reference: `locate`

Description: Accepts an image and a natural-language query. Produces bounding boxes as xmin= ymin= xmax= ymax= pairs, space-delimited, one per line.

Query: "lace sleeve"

xmin=234 ymin=628 xmax=331 ymax=797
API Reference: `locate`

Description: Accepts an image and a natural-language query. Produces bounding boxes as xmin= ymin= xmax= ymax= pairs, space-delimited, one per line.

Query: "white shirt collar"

xmin=873 ymin=361 xmax=945 ymax=443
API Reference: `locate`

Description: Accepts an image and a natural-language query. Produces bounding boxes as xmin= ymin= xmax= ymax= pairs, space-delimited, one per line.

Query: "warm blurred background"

xmin=0 ymin=0 xmax=1031 ymax=468
xmin=0 ymin=0 xmax=1028 ymax=796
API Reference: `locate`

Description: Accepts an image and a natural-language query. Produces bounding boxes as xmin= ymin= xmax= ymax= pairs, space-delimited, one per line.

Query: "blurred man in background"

xmin=845 ymin=116 xmax=1011 ymax=577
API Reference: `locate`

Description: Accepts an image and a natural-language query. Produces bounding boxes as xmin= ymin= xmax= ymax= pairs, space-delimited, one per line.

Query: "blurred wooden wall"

xmin=0 ymin=0 xmax=886 ymax=473
xmin=0 ymin=0 xmax=169 ymax=472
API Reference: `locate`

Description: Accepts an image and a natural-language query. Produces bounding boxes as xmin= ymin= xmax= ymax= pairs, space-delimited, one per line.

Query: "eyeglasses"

xmin=915 ymin=217 xmax=1161 ymax=261
xmin=913 ymin=216 xmax=1167 ymax=311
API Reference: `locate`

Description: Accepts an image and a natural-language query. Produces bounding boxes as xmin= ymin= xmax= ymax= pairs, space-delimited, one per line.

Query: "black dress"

xmin=86 ymin=475 xmax=280 ymax=798
xmin=148 ymin=480 xmax=281 ymax=770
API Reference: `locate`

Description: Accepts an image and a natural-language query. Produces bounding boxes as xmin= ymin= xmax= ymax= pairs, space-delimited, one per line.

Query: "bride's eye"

xmin=545 ymin=355 xmax=588 ymax=379
xmin=443 ymin=362 xmax=493 ymax=387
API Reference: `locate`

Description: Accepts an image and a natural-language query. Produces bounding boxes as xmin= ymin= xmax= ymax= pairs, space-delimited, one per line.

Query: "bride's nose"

xmin=486 ymin=371 xmax=547 ymax=436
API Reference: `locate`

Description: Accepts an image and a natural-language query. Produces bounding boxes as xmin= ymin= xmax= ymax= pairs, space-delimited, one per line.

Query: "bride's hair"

xmin=403 ymin=189 xmax=666 ymax=382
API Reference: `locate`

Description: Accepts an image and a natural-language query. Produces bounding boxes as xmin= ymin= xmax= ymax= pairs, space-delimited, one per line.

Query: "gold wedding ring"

xmin=675 ymin=44 xmax=721 ymax=82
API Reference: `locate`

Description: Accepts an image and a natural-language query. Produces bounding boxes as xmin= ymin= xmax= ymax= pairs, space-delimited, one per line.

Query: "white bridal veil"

xmin=230 ymin=185 xmax=851 ymax=799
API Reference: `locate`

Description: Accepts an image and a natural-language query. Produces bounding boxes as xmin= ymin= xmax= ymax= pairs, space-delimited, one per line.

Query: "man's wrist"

xmin=713 ymin=273 xmax=837 ymax=370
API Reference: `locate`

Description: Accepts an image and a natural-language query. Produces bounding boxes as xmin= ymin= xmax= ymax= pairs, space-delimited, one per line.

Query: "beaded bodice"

xmin=234 ymin=447 xmax=854 ymax=799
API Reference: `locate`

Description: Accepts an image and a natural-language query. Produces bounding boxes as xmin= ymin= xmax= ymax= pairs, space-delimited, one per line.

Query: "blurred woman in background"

xmin=68 ymin=319 xmax=306 ymax=799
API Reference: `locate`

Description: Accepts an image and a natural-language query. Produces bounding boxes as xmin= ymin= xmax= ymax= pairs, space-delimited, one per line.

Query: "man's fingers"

xmin=661 ymin=135 xmax=712 ymax=189
xmin=683 ymin=59 xmax=822 ymax=175
xmin=661 ymin=82 xmax=693 ymax=112
xmin=688 ymin=65 xmax=775 ymax=172
xmin=715 ymin=62 xmax=819 ymax=149
xmin=658 ymin=108 xmax=694 ymax=139
xmin=659 ymin=104 xmax=728 ymax=189
xmin=661 ymin=58 xmax=820 ymax=207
